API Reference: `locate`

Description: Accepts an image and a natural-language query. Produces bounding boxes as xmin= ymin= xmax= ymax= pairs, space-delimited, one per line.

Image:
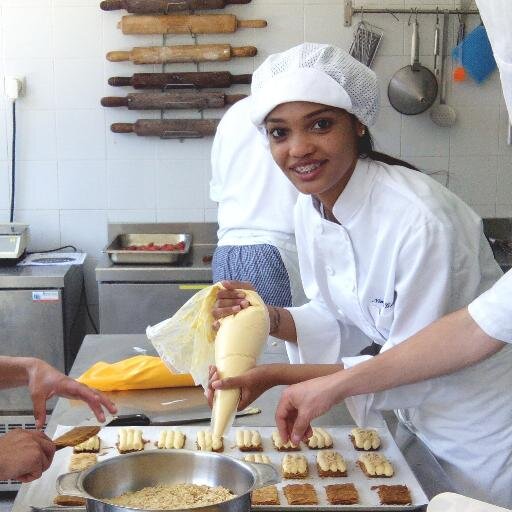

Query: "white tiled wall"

xmin=0 ymin=0 xmax=511 ymax=323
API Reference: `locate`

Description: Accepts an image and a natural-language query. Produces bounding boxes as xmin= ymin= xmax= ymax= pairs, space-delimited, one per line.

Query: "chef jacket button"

xmin=325 ymin=265 xmax=335 ymax=276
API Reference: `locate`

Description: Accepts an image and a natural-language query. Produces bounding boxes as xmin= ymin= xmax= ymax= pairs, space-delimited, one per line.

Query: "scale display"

xmin=0 ymin=236 xmax=19 ymax=252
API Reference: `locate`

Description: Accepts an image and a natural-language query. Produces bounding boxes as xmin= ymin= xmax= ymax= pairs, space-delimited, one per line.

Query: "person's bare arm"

xmin=0 ymin=356 xmax=34 ymax=389
xmin=207 ymin=363 xmax=342 ymax=410
xmin=336 ymin=308 xmax=504 ymax=395
xmin=0 ymin=356 xmax=117 ymax=428
xmin=276 ymin=308 xmax=504 ymax=443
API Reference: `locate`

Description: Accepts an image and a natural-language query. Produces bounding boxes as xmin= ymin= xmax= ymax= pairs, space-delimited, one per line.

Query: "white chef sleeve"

xmin=342 ymin=354 xmax=437 ymax=427
xmin=286 ymin=299 xmax=342 ymax=364
xmin=209 ymin=114 xmax=225 ymax=202
xmin=341 ymin=220 xmax=501 ymax=421
xmin=468 ymin=270 xmax=512 ymax=343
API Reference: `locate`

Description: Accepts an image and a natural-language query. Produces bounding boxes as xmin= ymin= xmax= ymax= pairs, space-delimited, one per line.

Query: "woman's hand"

xmin=26 ymin=358 xmax=117 ymax=429
xmin=275 ymin=373 xmax=342 ymax=445
xmin=212 ymin=281 xmax=255 ymax=329
xmin=206 ymin=364 xmax=276 ymax=410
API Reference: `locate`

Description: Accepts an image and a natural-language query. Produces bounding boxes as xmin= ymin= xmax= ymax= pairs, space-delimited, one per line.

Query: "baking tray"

xmin=20 ymin=425 xmax=428 ymax=512
xmin=104 ymin=233 xmax=191 ymax=265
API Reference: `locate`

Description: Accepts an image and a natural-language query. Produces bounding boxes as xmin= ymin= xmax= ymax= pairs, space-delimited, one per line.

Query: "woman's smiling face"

xmin=265 ymin=101 xmax=362 ymax=211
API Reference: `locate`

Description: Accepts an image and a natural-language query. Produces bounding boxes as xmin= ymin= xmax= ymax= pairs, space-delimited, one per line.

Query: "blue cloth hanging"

xmin=451 ymin=24 xmax=497 ymax=83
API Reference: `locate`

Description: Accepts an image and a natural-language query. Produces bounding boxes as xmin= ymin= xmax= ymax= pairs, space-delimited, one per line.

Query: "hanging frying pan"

xmin=388 ymin=18 xmax=438 ymax=115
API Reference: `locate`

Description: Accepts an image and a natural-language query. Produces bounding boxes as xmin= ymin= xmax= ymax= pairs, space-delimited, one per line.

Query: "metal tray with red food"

xmin=104 ymin=233 xmax=192 ymax=264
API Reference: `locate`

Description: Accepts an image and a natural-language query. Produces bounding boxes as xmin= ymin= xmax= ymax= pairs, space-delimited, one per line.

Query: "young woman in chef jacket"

xmin=210 ymin=43 xmax=512 ymax=508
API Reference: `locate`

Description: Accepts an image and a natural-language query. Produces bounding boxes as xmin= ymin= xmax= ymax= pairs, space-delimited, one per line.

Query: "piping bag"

xmin=146 ymin=283 xmax=269 ymax=437
xmin=211 ymin=289 xmax=269 ymax=437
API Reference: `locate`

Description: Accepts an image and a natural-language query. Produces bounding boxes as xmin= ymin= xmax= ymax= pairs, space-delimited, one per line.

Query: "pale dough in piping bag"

xmin=211 ymin=289 xmax=269 ymax=438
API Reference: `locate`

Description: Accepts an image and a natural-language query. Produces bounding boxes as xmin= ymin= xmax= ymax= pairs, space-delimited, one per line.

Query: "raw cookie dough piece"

xmin=211 ymin=289 xmax=269 ymax=439
xmin=372 ymin=485 xmax=412 ymax=505
xmin=307 ymin=427 xmax=333 ymax=449
xmin=236 ymin=429 xmax=263 ymax=451
xmin=244 ymin=454 xmax=271 ymax=464
xmin=69 ymin=453 xmax=97 ymax=472
xmin=251 ymin=485 xmax=280 ymax=505
xmin=316 ymin=450 xmax=347 ymax=477
xmin=117 ymin=428 xmax=145 ymax=454
xmin=272 ymin=431 xmax=300 ymax=451
xmin=196 ymin=430 xmax=224 ymax=452
xmin=282 ymin=454 xmax=309 ymax=479
xmin=325 ymin=484 xmax=359 ymax=505
xmin=283 ymin=484 xmax=318 ymax=505
xmin=156 ymin=430 xmax=186 ymax=449
xmin=357 ymin=452 xmax=394 ymax=478
xmin=350 ymin=428 xmax=381 ymax=451
xmin=73 ymin=435 xmax=100 ymax=453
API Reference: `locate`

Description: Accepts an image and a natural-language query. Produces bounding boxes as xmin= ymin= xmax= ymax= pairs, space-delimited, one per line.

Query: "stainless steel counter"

xmin=12 ymin=334 xmax=454 ymax=511
xmin=0 ymin=263 xmax=81 ymax=288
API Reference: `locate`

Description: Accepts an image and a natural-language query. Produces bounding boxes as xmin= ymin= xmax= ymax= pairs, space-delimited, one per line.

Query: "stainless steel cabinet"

xmin=99 ymin=282 xmax=207 ymax=334
xmin=0 ymin=264 xmax=83 ymax=414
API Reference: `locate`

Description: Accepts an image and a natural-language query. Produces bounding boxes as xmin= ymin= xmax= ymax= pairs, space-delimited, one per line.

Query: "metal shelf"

xmin=344 ymin=0 xmax=479 ymax=26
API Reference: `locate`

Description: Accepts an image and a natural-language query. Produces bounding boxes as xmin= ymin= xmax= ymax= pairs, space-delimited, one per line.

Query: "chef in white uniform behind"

xmin=210 ymin=42 xmax=512 ymax=507
xmin=210 ymin=96 xmax=306 ymax=355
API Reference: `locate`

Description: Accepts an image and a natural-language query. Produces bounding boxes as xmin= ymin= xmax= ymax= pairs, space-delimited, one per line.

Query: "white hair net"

xmin=250 ymin=43 xmax=380 ymax=127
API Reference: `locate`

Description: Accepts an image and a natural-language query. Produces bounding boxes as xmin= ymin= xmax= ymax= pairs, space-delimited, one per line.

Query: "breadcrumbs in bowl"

xmin=106 ymin=483 xmax=236 ymax=510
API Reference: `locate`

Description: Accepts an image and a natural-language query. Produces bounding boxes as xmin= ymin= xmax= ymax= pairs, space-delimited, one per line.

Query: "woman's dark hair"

xmin=357 ymin=126 xmax=419 ymax=171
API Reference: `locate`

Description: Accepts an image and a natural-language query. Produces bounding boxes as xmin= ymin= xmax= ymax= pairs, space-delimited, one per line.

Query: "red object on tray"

xmin=125 ymin=241 xmax=186 ymax=251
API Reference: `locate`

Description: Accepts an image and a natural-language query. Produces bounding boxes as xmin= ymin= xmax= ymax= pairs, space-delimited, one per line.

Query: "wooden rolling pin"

xmin=107 ymin=44 xmax=256 ymax=64
xmin=108 ymin=71 xmax=251 ymax=89
xmin=100 ymin=0 xmax=251 ymax=14
xmin=119 ymin=14 xmax=267 ymax=34
xmin=101 ymin=91 xmax=246 ymax=110
xmin=111 ymin=118 xmax=219 ymax=138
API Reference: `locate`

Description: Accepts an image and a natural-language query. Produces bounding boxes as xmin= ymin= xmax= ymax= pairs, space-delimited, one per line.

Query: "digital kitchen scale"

xmin=0 ymin=223 xmax=29 ymax=263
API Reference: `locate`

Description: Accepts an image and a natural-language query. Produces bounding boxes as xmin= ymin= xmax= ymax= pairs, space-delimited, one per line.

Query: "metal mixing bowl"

xmin=57 ymin=450 xmax=279 ymax=512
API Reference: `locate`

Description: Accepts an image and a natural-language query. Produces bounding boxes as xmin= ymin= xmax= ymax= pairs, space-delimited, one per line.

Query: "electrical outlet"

xmin=4 ymin=76 xmax=25 ymax=100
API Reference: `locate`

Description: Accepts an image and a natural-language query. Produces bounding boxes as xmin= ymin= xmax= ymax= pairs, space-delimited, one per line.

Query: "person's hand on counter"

xmin=0 ymin=429 xmax=55 ymax=483
xmin=25 ymin=357 xmax=118 ymax=429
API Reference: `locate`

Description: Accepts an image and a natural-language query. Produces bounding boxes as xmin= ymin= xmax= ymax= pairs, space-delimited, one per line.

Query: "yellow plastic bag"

xmin=77 ymin=355 xmax=195 ymax=391
xmin=146 ymin=283 xmax=221 ymax=389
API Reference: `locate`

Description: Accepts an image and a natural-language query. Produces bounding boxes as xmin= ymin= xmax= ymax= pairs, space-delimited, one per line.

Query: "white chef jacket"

xmin=209 ymin=97 xmax=299 ymax=246
xmin=476 ymin=0 xmax=512 ymax=123
xmin=287 ymin=159 xmax=512 ymax=506
xmin=287 ymin=158 xmax=502 ymax=362
xmin=468 ymin=269 xmax=512 ymax=342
